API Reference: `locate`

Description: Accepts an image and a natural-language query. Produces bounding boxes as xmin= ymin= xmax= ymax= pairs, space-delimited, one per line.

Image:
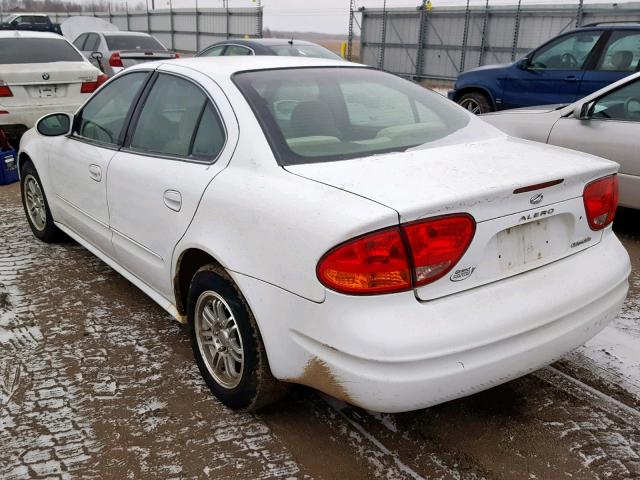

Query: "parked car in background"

xmin=197 ymin=38 xmax=341 ymax=59
xmin=18 ymin=56 xmax=629 ymax=413
xmin=449 ymin=23 xmax=640 ymax=114
xmin=0 ymin=13 xmax=61 ymax=34
xmin=72 ymin=31 xmax=179 ymax=77
xmin=482 ymin=71 xmax=640 ymax=210
xmin=0 ymin=31 xmax=105 ymax=141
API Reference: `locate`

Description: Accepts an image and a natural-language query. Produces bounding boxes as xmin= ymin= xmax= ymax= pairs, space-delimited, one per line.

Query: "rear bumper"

xmin=0 ymin=102 xmax=83 ymax=130
xmin=233 ymin=230 xmax=630 ymax=413
xmin=618 ymin=172 xmax=640 ymax=209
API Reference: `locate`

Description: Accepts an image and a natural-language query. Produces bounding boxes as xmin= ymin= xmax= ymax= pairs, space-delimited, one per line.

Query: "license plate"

xmin=497 ymin=219 xmax=552 ymax=271
xmin=38 ymin=87 xmax=58 ymax=98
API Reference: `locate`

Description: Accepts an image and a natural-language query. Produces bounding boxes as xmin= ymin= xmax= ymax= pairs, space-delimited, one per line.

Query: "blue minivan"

xmin=448 ymin=24 xmax=640 ymax=113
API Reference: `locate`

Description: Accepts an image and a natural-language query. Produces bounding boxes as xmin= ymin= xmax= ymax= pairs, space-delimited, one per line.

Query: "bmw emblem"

xmin=530 ymin=193 xmax=544 ymax=205
xmin=42 ymin=73 xmax=50 ymax=80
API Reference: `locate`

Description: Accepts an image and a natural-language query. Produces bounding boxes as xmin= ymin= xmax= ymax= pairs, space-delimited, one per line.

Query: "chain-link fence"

xmin=0 ymin=7 xmax=263 ymax=53
xmin=349 ymin=1 xmax=640 ymax=81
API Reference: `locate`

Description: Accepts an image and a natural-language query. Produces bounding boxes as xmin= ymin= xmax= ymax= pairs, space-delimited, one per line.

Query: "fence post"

xmin=415 ymin=2 xmax=428 ymax=80
xmin=459 ymin=0 xmax=471 ymax=72
xmin=108 ymin=1 xmax=112 ymax=26
xmin=575 ymin=0 xmax=584 ymax=28
xmin=257 ymin=0 xmax=263 ymax=38
xmin=510 ymin=0 xmax=522 ymax=61
xmin=125 ymin=1 xmax=130 ymax=31
xmin=347 ymin=0 xmax=356 ymax=61
xmin=169 ymin=0 xmax=174 ymax=50
xmin=378 ymin=0 xmax=388 ymax=69
xmin=195 ymin=0 xmax=200 ymax=51
xmin=478 ymin=0 xmax=490 ymax=66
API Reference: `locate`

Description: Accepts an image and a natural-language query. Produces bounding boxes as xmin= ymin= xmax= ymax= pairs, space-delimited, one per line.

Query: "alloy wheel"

xmin=23 ymin=174 xmax=47 ymax=231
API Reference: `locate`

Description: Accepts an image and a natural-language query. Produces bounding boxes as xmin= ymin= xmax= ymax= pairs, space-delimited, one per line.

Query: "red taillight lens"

xmin=317 ymin=227 xmax=412 ymax=295
xmin=583 ymin=175 xmax=618 ymax=230
xmin=174 ymin=52 xmax=181 ymax=58
xmin=317 ymin=214 xmax=476 ymax=295
xmin=109 ymin=51 xmax=123 ymax=67
xmin=0 ymin=85 xmax=13 ymax=97
xmin=403 ymin=214 xmax=476 ymax=286
xmin=80 ymin=74 xmax=108 ymax=94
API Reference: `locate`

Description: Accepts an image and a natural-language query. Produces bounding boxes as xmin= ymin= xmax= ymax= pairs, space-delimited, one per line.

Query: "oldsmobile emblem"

xmin=529 ymin=193 xmax=544 ymax=205
xmin=42 ymin=72 xmax=50 ymax=80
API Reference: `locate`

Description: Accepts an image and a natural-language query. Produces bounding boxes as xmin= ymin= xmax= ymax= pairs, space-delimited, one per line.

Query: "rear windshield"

xmin=105 ymin=35 xmax=165 ymax=51
xmin=0 ymin=38 xmax=82 ymax=63
xmin=270 ymin=44 xmax=341 ymax=60
xmin=233 ymin=67 xmax=471 ymax=165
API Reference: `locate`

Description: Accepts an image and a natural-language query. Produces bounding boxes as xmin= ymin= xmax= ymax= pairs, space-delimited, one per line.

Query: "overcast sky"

xmin=134 ymin=0 xmax=635 ymax=35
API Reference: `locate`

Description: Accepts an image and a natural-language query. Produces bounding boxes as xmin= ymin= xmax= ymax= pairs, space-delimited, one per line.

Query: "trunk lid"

xmin=118 ymin=50 xmax=175 ymax=68
xmin=286 ymin=136 xmax=619 ymax=300
xmin=0 ymin=61 xmax=98 ymax=106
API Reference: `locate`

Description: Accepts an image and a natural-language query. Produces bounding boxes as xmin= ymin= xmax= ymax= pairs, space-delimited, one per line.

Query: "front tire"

xmin=20 ymin=160 xmax=63 ymax=243
xmin=187 ymin=264 xmax=286 ymax=411
xmin=458 ymin=91 xmax=493 ymax=114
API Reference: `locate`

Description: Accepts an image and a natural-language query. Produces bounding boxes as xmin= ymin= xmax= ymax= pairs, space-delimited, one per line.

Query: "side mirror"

xmin=90 ymin=51 xmax=103 ymax=61
xmin=573 ymin=101 xmax=592 ymax=120
xmin=10 ymin=19 xmax=18 ymax=26
xmin=36 ymin=113 xmax=72 ymax=137
xmin=518 ymin=57 xmax=530 ymax=70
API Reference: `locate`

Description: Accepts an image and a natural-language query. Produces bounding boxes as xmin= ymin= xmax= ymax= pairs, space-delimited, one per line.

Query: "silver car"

xmin=72 ymin=31 xmax=178 ymax=77
xmin=482 ymin=71 xmax=640 ymax=210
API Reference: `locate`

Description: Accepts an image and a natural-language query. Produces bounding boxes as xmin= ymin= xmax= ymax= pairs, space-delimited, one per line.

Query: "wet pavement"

xmin=1 ymin=181 xmax=639 ymax=480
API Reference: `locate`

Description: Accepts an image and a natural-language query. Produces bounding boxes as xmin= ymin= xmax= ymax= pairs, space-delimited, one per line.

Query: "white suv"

xmin=0 ymin=31 xmax=105 ymax=140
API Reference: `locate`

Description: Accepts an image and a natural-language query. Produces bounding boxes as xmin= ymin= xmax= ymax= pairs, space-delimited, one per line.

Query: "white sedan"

xmin=18 ymin=57 xmax=630 ymax=413
xmin=0 ymin=31 xmax=106 ymax=140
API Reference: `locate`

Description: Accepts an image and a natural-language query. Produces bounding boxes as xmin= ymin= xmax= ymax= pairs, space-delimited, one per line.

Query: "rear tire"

xmin=458 ymin=91 xmax=493 ymax=114
xmin=20 ymin=160 xmax=63 ymax=243
xmin=187 ymin=264 xmax=287 ymax=411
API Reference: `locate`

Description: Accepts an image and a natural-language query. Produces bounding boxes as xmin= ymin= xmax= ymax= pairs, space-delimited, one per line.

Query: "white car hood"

xmin=285 ymin=135 xmax=618 ymax=223
xmin=61 ymin=16 xmax=118 ymax=42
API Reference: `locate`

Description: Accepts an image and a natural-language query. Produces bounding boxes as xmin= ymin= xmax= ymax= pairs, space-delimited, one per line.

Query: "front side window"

xmin=224 ymin=45 xmax=252 ymax=56
xmin=598 ymin=31 xmax=640 ymax=72
xmin=590 ymin=78 xmax=640 ymax=121
xmin=130 ymin=74 xmax=224 ymax=160
xmin=75 ymin=72 xmax=148 ymax=145
xmin=530 ymin=31 xmax=602 ymax=70
xmin=202 ymin=45 xmax=225 ymax=57
xmin=234 ymin=67 xmax=471 ymax=165
xmin=0 ymin=38 xmax=83 ymax=63
xmin=105 ymin=35 xmax=165 ymax=51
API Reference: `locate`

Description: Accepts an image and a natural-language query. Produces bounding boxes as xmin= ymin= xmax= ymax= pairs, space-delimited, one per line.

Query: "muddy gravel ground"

xmin=1 ymin=181 xmax=639 ymax=480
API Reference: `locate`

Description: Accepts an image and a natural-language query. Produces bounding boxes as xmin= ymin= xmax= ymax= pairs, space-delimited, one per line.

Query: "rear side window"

xmin=76 ymin=72 xmax=148 ymax=146
xmin=598 ymin=31 xmax=640 ymax=72
xmin=73 ymin=34 xmax=88 ymax=50
xmin=105 ymin=35 xmax=165 ymax=51
xmin=201 ymin=45 xmax=225 ymax=57
xmin=129 ymin=74 xmax=225 ymax=161
xmin=84 ymin=33 xmax=100 ymax=52
xmin=0 ymin=38 xmax=83 ymax=63
xmin=224 ymin=45 xmax=252 ymax=56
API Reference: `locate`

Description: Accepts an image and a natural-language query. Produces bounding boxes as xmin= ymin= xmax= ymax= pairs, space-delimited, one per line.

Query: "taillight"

xmin=109 ymin=51 xmax=123 ymax=67
xmin=0 ymin=85 xmax=13 ymax=97
xmin=174 ymin=52 xmax=181 ymax=58
xmin=403 ymin=214 xmax=476 ymax=287
xmin=316 ymin=227 xmax=411 ymax=295
xmin=583 ymin=175 xmax=618 ymax=230
xmin=80 ymin=74 xmax=108 ymax=94
xmin=317 ymin=214 xmax=476 ymax=295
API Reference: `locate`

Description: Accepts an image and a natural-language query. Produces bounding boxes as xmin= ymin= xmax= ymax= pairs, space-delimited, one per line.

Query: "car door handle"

xmin=88 ymin=164 xmax=102 ymax=182
xmin=564 ymin=75 xmax=578 ymax=82
xmin=163 ymin=189 xmax=182 ymax=212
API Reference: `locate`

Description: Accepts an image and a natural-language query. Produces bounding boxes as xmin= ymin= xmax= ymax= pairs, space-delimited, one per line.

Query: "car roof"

xmin=0 ymin=30 xmax=64 ymax=39
xmin=205 ymin=38 xmax=323 ymax=49
xmin=577 ymin=23 xmax=640 ymax=31
xmin=9 ymin=12 xmax=49 ymax=17
xmin=129 ymin=55 xmax=361 ymax=78
xmin=101 ymin=31 xmax=154 ymax=37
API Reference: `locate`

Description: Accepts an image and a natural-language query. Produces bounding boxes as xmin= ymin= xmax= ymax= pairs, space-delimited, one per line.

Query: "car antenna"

xmin=288 ymin=36 xmax=294 ymax=45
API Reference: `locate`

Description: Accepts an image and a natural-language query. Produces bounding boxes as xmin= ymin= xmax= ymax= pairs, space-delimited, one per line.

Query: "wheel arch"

xmin=452 ymin=86 xmax=497 ymax=111
xmin=18 ymin=151 xmax=32 ymax=177
xmin=173 ymin=247 xmax=227 ymax=316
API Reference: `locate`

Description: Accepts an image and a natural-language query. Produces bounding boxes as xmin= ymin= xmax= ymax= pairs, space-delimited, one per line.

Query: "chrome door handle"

xmin=163 ymin=189 xmax=182 ymax=212
xmin=88 ymin=164 xmax=102 ymax=182
xmin=564 ymin=75 xmax=578 ymax=82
